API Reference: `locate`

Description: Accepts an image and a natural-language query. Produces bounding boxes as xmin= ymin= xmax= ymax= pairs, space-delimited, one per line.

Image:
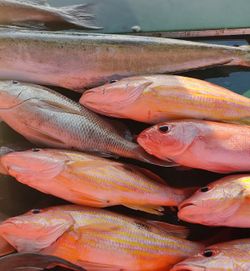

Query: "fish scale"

xmin=0 ymin=80 xmax=169 ymax=166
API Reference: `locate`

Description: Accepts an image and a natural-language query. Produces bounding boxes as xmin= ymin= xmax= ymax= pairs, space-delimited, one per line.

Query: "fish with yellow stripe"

xmin=0 ymin=148 xmax=193 ymax=215
xmin=171 ymin=239 xmax=250 ymax=271
xmin=0 ymin=205 xmax=203 ymax=271
xmin=81 ymin=75 xmax=250 ymax=125
xmin=178 ymin=174 xmax=250 ymax=227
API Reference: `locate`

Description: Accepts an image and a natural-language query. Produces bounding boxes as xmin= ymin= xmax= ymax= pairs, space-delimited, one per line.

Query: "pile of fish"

xmin=0 ymin=1 xmax=249 ymax=270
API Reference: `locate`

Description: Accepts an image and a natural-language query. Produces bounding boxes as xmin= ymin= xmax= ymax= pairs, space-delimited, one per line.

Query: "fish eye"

xmin=200 ymin=187 xmax=210 ymax=192
xmin=32 ymin=148 xmax=41 ymax=152
xmin=202 ymin=249 xmax=214 ymax=257
xmin=158 ymin=125 xmax=170 ymax=133
xmin=110 ymin=79 xmax=118 ymax=84
xmin=12 ymin=80 xmax=19 ymax=85
xmin=31 ymin=209 xmax=41 ymax=214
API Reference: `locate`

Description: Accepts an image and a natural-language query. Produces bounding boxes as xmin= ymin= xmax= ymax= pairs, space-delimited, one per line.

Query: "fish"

xmin=0 ymin=80 xmax=171 ymax=167
xmin=0 ymin=30 xmax=250 ymax=91
xmin=178 ymin=174 xmax=250 ymax=227
xmin=80 ymin=75 xmax=250 ymax=125
xmin=1 ymin=148 xmax=193 ymax=215
xmin=0 ymin=0 xmax=100 ymax=30
xmin=0 ymin=252 xmax=85 ymax=271
xmin=137 ymin=120 xmax=250 ymax=173
xmin=170 ymin=239 xmax=250 ymax=271
xmin=0 ymin=205 xmax=203 ymax=271
xmin=0 ymin=142 xmax=32 ymax=174
xmin=0 ymin=212 xmax=15 ymax=256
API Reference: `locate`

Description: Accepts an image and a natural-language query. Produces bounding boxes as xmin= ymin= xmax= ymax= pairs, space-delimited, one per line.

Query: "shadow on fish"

xmin=0 ymin=253 xmax=85 ymax=271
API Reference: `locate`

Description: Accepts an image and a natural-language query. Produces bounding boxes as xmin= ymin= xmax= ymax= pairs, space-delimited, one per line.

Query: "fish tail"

xmin=233 ymin=45 xmax=250 ymax=67
xmin=134 ymin=146 xmax=178 ymax=167
xmin=58 ymin=4 xmax=102 ymax=30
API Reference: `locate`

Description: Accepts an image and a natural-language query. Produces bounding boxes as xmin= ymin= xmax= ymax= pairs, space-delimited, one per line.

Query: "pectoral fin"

xmin=124 ymin=204 xmax=165 ymax=215
xmin=147 ymin=221 xmax=189 ymax=239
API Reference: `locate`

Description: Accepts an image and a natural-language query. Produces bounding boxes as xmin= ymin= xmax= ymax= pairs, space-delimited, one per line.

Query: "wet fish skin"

xmin=138 ymin=120 xmax=250 ymax=173
xmin=0 ymin=252 xmax=86 ymax=271
xmin=170 ymin=239 xmax=250 ymax=271
xmin=178 ymin=174 xmax=250 ymax=227
xmin=1 ymin=148 xmax=192 ymax=215
xmin=0 ymin=213 xmax=15 ymax=256
xmin=0 ymin=30 xmax=250 ymax=91
xmin=0 ymin=0 xmax=99 ymax=30
xmin=0 ymin=205 xmax=203 ymax=271
xmin=0 ymin=80 xmax=169 ymax=167
xmin=81 ymin=75 xmax=250 ymax=125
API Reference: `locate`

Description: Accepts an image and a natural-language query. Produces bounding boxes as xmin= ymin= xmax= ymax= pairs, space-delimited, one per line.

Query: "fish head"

xmin=137 ymin=121 xmax=199 ymax=160
xmin=0 ymin=207 xmax=74 ymax=252
xmin=1 ymin=148 xmax=67 ymax=183
xmin=170 ymin=244 xmax=237 ymax=271
xmin=80 ymin=77 xmax=152 ymax=117
xmin=0 ymin=80 xmax=35 ymax=109
xmin=178 ymin=176 xmax=246 ymax=226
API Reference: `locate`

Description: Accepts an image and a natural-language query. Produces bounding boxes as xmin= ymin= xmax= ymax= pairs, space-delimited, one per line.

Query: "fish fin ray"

xmin=124 ymin=204 xmax=165 ymax=215
xmin=14 ymin=0 xmax=48 ymax=5
xmin=58 ymin=4 xmax=102 ymax=30
xmin=122 ymin=164 xmax=166 ymax=184
xmin=147 ymin=221 xmax=189 ymax=239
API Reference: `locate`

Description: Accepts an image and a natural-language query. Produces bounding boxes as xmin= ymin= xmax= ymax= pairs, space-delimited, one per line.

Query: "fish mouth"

xmin=178 ymin=202 xmax=196 ymax=210
xmin=171 ymin=264 xmax=206 ymax=271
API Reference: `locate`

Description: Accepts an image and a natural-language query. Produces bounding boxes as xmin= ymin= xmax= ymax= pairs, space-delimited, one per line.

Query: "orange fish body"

xmin=0 ymin=205 xmax=203 ymax=271
xmin=138 ymin=120 xmax=250 ymax=173
xmin=81 ymin=75 xmax=250 ymax=124
xmin=1 ymin=149 xmax=191 ymax=215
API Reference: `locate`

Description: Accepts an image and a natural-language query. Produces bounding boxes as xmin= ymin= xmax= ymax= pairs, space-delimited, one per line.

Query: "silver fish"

xmin=0 ymin=0 xmax=100 ymax=30
xmin=0 ymin=80 xmax=171 ymax=166
xmin=0 ymin=29 xmax=249 ymax=91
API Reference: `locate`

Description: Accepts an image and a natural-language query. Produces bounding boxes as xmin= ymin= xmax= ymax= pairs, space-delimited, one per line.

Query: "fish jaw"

xmin=0 ymin=212 xmax=74 ymax=253
xmin=170 ymin=263 xmax=206 ymax=271
xmin=1 ymin=149 xmax=66 ymax=184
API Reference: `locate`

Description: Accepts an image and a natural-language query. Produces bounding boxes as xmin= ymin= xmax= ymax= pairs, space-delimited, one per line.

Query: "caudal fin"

xmin=59 ymin=4 xmax=102 ymax=30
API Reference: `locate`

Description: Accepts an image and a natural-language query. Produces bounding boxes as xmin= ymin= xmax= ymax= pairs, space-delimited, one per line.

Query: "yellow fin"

xmin=147 ymin=221 xmax=189 ymax=239
xmin=77 ymin=260 xmax=124 ymax=271
xmin=124 ymin=204 xmax=164 ymax=215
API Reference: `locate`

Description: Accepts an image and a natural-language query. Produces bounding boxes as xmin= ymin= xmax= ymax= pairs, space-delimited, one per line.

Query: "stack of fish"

xmin=0 ymin=1 xmax=249 ymax=270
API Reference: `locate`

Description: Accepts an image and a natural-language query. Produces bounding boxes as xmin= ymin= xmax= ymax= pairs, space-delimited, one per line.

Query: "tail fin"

xmin=59 ymin=4 xmax=102 ymax=30
xmin=134 ymin=146 xmax=178 ymax=167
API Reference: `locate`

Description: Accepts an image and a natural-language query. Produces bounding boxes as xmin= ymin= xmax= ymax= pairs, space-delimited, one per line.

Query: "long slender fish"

xmin=0 ymin=0 xmax=100 ymax=30
xmin=0 ymin=205 xmax=203 ymax=271
xmin=138 ymin=120 xmax=250 ymax=173
xmin=81 ymin=75 xmax=250 ymax=125
xmin=0 ymin=30 xmax=250 ymax=91
xmin=178 ymin=174 xmax=250 ymax=227
xmin=0 ymin=253 xmax=85 ymax=271
xmin=0 ymin=80 xmax=170 ymax=167
xmin=171 ymin=239 xmax=250 ymax=271
xmin=1 ymin=148 xmax=192 ymax=215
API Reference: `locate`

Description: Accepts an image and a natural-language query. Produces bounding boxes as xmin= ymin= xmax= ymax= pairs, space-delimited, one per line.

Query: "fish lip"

xmin=171 ymin=264 xmax=206 ymax=271
xmin=178 ymin=202 xmax=196 ymax=210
